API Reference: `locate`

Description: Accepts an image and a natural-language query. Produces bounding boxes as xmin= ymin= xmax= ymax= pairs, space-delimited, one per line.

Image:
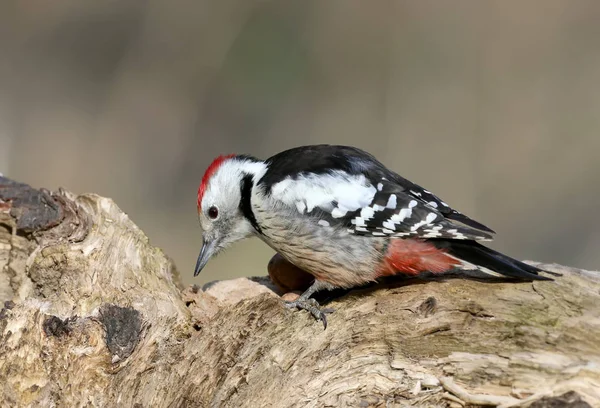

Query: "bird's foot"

xmin=285 ymin=298 xmax=334 ymax=329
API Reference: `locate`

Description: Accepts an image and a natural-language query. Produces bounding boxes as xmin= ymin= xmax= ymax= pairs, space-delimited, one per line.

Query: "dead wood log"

xmin=1 ymin=176 xmax=599 ymax=408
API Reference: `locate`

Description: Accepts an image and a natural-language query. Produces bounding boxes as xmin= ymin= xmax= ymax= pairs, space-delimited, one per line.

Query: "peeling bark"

xmin=1 ymin=176 xmax=599 ymax=407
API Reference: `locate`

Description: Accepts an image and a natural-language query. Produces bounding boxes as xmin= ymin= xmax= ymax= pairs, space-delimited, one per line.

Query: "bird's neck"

xmin=235 ymin=158 xmax=268 ymax=184
xmin=233 ymin=159 xmax=267 ymax=235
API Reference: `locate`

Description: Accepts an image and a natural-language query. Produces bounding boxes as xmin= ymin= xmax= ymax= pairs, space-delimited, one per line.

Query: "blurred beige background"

xmin=1 ymin=0 xmax=599 ymax=286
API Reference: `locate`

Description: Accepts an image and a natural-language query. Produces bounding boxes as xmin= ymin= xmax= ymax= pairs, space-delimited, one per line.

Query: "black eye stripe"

xmin=208 ymin=206 xmax=219 ymax=219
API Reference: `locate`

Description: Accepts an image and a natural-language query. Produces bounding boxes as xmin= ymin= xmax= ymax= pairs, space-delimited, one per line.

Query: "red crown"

xmin=197 ymin=154 xmax=235 ymax=211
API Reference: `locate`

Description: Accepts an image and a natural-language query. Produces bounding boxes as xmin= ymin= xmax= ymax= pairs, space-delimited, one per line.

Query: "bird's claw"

xmin=285 ymin=298 xmax=334 ymax=329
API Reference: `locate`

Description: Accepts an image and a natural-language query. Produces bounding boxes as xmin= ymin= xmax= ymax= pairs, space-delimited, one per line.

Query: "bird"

xmin=194 ymin=144 xmax=555 ymax=328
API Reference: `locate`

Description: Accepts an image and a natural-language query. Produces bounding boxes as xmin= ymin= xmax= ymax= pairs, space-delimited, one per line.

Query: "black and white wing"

xmin=260 ymin=144 xmax=495 ymax=241
xmin=387 ymin=173 xmax=495 ymax=235
xmin=345 ymin=177 xmax=494 ymax=241
xmin=265 ymin=171 xmax=493 ymax=241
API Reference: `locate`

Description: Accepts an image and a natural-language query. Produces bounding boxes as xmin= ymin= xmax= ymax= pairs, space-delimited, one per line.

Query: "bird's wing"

xmin=267 ymin=170 xmax=494 ymax=241
xmin=389 ymin=174 xmax=495 ymax=234
xmin=343 ymin=179 xmax=494 ymax=240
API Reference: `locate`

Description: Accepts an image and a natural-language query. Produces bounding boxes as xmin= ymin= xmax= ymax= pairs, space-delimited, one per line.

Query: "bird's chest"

xmin=254 ymin=207 xmax=337 ymax=258
xmin=252 ymin=203 xmax=384 ymax=287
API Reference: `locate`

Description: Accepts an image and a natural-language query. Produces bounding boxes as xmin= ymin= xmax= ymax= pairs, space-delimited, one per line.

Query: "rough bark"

xmin=1 ymin=176 xmax=599 ymax=408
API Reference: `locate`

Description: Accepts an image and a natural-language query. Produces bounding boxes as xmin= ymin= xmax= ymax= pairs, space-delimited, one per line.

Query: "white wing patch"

xmin=295 ymin=201 xmax=306 ymax=213
xmin=331 ymin=207 xmax=347 ymax=218
xmin=409 ymin=212 xmax=438 ymax=231
xmin=270 ymin=171 xmax=377 ymax=217
xmin=421 ymin=225 xmax=444 ymax=238
xmin=386 ymin=194 xmax=397 ymax=209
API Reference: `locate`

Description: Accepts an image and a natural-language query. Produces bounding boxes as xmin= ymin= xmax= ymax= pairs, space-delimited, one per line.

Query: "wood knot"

xmin=0 ymin=176 xmax=64 ymax=233
xmin=99 ymin=304 xmax=142 ymax=361
xmin=418 ymin=296 xmax=437 ymax=317
xmin=530 ymin=391 xmax=591 ymax=408
xmin=43 ymin=315 xmax=75 ymax=338
xmin=0 ymin=300 xmax=16 ymax=320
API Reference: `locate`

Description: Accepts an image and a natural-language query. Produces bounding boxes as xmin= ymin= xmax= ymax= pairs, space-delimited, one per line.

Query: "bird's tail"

xmin=431 ymin=240 xmax=557 ymax=281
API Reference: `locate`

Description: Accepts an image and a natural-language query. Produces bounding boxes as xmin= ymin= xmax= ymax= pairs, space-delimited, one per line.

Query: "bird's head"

xmin=194 ymin=154 xmax=265 ymax=276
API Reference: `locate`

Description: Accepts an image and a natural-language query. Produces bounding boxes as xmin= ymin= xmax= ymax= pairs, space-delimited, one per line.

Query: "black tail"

xmin=432 ymin=240 xmax=555 ymax=281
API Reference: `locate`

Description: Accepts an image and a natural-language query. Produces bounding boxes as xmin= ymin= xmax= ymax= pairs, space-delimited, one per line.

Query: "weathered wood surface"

xmin=1 ymin=176 xmax=599 ymax=408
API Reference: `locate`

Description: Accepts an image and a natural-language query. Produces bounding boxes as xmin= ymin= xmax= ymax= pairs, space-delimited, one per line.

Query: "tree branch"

xmin=1 ymin=176 xmax=599 ymax=407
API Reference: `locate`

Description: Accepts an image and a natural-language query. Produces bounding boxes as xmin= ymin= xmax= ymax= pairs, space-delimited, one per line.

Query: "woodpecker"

xmin=195 ymin=144 xmax=554 ymax=327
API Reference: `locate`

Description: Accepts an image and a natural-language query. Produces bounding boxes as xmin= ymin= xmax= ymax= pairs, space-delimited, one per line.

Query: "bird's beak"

xmin=194 ymin=237 xmax=216 ymax=276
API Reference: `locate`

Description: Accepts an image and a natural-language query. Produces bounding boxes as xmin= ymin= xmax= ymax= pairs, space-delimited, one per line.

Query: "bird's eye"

xmin=208 ymin=206 xmax=219 ymax=219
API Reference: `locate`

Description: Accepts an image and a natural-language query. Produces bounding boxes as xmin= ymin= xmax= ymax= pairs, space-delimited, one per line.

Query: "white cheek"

xmin=198 ymin=214 xmax=213 ymax=232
